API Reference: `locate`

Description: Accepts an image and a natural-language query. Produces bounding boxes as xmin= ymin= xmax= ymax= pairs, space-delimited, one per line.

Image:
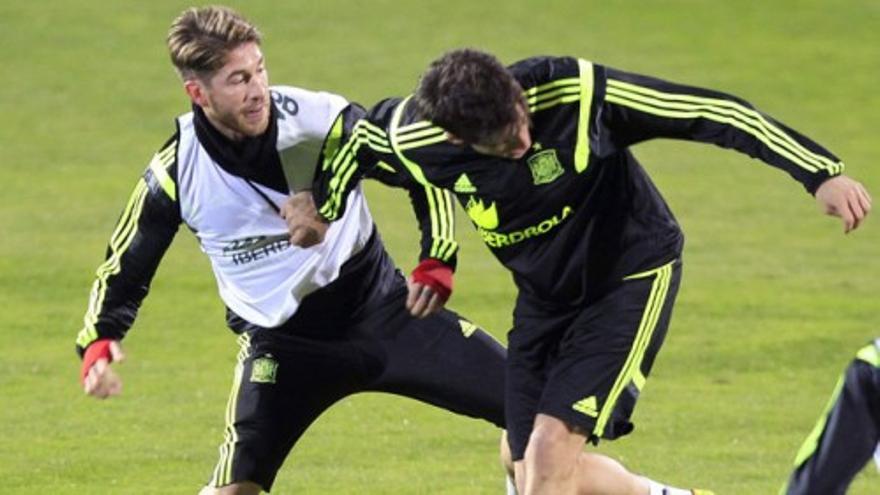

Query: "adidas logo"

xmin=459 ymin=319 xmax=478 ymax=338
xmin=454 ymin=174 xmax=476 ymax=193
xmin=572 ymin=396 xmax=598 ymax=418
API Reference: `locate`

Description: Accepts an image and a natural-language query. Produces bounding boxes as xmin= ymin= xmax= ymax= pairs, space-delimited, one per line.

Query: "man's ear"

xmin=184 ymin=79 xmax=209 ymax=108
xmin=445 ymin=131 xmax=465 ymax=146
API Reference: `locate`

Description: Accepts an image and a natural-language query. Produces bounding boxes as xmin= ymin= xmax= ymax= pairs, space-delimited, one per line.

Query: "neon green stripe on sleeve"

xmin=389 ymin=97 xmax=431 ymax=187
xmin=148 ymin=145 xmax=177 ymax=200
xmin=524 ymin=77 xmax=580 ymax=97
xmin=607 ymin=79 xmax=843 ymax=175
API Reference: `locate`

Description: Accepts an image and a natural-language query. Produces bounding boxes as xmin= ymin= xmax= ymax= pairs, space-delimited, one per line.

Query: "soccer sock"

xmin=644 ymin=477 xmax=693 ymax=495
xmin=505 ymin=474 xmax=518 ymax=495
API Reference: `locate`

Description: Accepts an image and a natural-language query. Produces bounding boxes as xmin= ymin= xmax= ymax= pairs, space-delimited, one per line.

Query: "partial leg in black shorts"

xmin=506 ymin=259 xmax=681 ymax=460
xmin=784 ymin=339 xmax=880 ymax=495
xmin=207 ymin=279 xmax=507 ymax=491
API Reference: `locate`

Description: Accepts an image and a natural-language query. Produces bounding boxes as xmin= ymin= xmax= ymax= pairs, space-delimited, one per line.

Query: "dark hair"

xmin=167 ymin=6 xmax=262 ymax=80
xmin=413 ymin=48 xmax=524 ymax=144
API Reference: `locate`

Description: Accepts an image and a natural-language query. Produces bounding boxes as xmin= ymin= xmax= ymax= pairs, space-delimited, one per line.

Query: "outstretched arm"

xmin=76 ymin=148 xmax=181 ymax=398
xmin=596 ymin=65 xmax=871 ymax=232
xmin=312 ymin=103 xmax=382 ymax=223
xmin=283 ymin=103 xmax=380 ymax=247
xmin=301 ymin=100 xmax=459 ymax=317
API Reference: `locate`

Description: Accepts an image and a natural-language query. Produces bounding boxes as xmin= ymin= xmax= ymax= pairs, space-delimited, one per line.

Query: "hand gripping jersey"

xmin=312 ymin=56 xmax=843 ymax=306
xmin=76 ymin=86 xmax=373 ymax=354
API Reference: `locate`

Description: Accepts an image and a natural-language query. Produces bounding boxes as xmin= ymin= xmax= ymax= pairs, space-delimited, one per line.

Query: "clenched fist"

xmin=281 ymin=191 xmax=329 ymax=247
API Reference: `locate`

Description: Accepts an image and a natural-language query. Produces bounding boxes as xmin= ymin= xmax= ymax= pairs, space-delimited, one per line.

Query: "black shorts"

xmin=506 ymin=259 xmax=681 ymax=460
xmin=206 ymin=279 xmax=507 ymax=491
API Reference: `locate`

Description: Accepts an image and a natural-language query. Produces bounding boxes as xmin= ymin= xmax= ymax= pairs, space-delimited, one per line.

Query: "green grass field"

xmin=2 ymin=1 xmax=879 ymax=493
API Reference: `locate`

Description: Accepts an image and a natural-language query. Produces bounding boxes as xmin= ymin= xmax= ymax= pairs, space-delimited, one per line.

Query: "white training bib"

xmin=176 ymin=87 xmax=373 ymax=327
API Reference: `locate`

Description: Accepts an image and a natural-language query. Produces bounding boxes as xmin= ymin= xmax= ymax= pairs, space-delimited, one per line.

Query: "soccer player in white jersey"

xmin=76 ymin=6 xmax=503 ymax=493
xmin=76 ymin=6 xmax=707 ymax=495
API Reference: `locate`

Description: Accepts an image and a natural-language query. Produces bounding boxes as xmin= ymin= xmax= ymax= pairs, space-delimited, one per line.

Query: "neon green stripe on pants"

xmin=593 ymin=261 xmax=673 ymax=437
xmin=209 ymin=333 xmax=251 ymax=487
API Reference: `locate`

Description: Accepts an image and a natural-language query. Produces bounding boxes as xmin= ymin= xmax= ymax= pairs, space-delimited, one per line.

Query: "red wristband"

xmin=80 ymin=339 xmax=114 ymax=383
xmin=410 ymin=258 xmax=454 ymax=302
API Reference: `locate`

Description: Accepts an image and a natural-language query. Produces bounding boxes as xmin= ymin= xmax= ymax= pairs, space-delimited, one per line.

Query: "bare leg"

xmin=508 ymin=418 xmax=703 ymax=495
xmin=524 ymin=414 xmax=590 ymax=495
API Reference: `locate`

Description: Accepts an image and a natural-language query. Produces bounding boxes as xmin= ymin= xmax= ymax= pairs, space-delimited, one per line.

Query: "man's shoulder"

xmin=365 ymin=97 xmax=405 ymax=127
xmin=270 ymin=85 xmax=347 ymax=113
xmin=377 ymin=96 xmax=450 ymax=156
xmin=141 ymin=124 xmax=182 ymax=203
xmin=336 ymin=97 xmax=406 ymax=141
xmin=509 ymin=56 xmax=582 ymax=91
xmin=270 ymin=85 xmax=350 ymax=140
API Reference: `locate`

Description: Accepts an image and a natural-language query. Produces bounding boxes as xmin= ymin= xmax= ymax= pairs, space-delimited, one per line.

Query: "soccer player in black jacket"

xmin=783 ymin=339 xmax=880 ymax=495
xmin=287 ymin=49 xmax=870 ymax=495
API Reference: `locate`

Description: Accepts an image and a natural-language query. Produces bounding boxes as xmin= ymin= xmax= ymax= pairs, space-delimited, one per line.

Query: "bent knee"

xmin=528 ymin=429 xmax=565 ymax=456
xmin=530 ymin=416 xmax=579 ymax=448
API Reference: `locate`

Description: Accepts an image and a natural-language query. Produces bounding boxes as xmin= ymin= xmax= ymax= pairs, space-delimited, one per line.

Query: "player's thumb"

xmin=109 ymin=341 xmax=126 ymax=363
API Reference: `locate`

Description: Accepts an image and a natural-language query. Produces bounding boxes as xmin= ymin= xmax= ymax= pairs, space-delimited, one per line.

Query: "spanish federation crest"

xmin=250 ymin=355 xmax=279 ymax=384
xmin=527 ymin=149 xmax=564 ymax=185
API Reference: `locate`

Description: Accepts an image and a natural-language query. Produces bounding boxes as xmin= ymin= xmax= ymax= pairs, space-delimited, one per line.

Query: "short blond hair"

xmin=167 ymin=5 xmax=261 ymax=80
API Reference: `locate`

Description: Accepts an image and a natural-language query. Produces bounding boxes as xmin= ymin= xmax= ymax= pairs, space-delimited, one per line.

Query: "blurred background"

xmin=1 ymin=1 xmax=878 ymax=493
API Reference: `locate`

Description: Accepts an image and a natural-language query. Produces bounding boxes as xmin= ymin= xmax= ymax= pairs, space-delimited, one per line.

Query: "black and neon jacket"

xmin=313 ymin=56 xmax=843 ymax=306
xmin=75 ymin=136 xmax=181 ymax=356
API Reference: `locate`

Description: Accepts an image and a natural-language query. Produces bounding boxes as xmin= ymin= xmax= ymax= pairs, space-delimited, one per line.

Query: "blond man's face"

xmin=186 ymin=41 xmax=270 ymax=140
